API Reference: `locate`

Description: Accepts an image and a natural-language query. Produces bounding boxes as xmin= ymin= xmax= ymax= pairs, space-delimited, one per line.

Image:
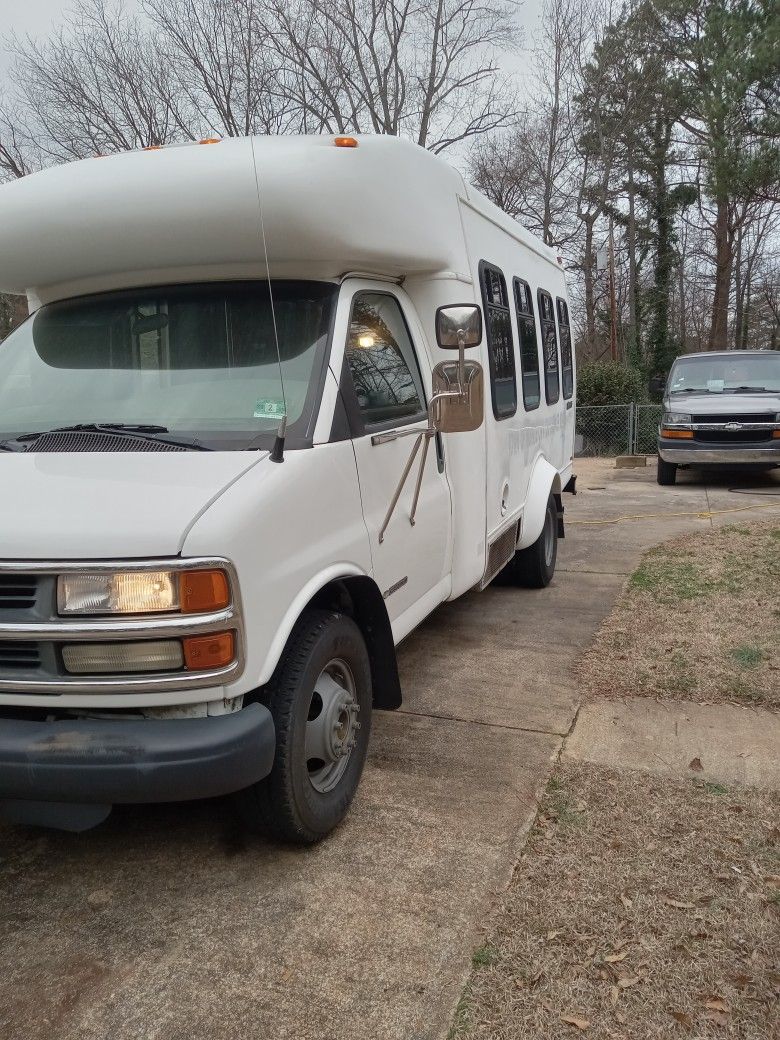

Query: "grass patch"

xmin=472 ymin=944 xmax=498 ymax=969
xmin=581 ymin=520 xmax=780 ymax=709
xmin=448 ymin=988 xmax=474 ymax=1039
xmin=629 ymin=559 xmax=722 ymax=601
xmin=451 ymin=763 xmax=779 ymax=1039
xmin=730 ymin=644 xmax=764 ymax=668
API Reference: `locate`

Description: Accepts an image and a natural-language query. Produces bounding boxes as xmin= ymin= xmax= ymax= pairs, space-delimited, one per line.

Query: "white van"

xmin=0 ymin=135 xmax=575 ymax=837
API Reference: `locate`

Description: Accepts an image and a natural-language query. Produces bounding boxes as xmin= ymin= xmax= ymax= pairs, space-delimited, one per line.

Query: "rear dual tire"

xmin=238 ymin=609 xmax=372 ymax=844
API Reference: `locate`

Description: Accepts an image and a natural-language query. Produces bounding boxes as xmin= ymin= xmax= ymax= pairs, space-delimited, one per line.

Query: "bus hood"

xmin=0 ymin=452 xmax=264 ymax=560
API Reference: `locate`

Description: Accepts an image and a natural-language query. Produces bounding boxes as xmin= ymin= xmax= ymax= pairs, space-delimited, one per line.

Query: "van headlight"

xmin=57 ymin=569 xmax=230 ymax=615
xmin=662 ymin=411 xmax=691 ymax=425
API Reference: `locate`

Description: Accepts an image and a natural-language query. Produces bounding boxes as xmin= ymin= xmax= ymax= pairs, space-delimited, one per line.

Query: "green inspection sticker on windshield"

xmin=254 ymin=398 xmax=286 ymax=420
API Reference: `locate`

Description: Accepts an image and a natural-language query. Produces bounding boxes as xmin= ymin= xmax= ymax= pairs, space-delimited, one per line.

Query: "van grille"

xmin=696 ymin=430 xmax=772 ymax=443
xmin=0 ymin=574 xmax=38 ymax=610
xmin=692 ymin=412 xmax=776 ymax=424
xmin=0 ymin=641 xmax=41 ymax=669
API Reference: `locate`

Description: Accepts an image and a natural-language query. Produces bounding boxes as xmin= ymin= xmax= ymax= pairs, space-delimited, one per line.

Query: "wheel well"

xmin=307 ymin=577 xmax=402 ymax=710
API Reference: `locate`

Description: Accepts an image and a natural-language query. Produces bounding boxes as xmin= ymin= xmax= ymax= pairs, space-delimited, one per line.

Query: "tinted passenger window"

xmin=346 ymin=293 xmax=426 ymax=428
xmin=538 ymin=290 xmax=560 ymax=405
xmin=557 ymin=297 xmax=573 ymax=399
xmin=479 ymin=262 xmax=517 ymax=419
xmin=513 ymin=278 xmax=541 ymax=410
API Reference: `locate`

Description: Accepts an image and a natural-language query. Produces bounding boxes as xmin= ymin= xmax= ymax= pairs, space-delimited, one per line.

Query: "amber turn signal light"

xmin=661 ymin=428 xmax=694 ymax=439
xmin=772 ymin=430 xmax=780 ymax=439
xmin=334 ymin=136 xmax=358 ymax=148
xmin=179 ymin=570 xmax=230 ymax=613
xmin=183 ymin=631 xmax=235 ymax=670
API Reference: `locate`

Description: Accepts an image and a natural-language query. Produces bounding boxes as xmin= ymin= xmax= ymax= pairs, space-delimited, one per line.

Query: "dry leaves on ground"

xmin=450 ymin=762 xmax=779 ymax=1039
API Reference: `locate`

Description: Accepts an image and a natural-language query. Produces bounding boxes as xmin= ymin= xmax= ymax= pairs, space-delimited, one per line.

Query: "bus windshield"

xmin=0 ymin=281 xmax=336 ymax=450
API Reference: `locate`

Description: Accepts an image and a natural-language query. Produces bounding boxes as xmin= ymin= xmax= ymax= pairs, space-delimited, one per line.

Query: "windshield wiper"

xmin=726 ymin=385 xmax=771 ymax=393
xmin=670 ymin=387 xmax=713 ymax=393
xmin=11 ymin=423 xmax=212 ymax=451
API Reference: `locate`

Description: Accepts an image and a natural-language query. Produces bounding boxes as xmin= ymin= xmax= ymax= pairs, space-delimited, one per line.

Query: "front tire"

xmin=238 ymin=609 xmax=372 ymax=843
xmin=502 ymin=492 xmax=558 ymax=588
xmin=657 ymin=454 xmax=677 ymax=485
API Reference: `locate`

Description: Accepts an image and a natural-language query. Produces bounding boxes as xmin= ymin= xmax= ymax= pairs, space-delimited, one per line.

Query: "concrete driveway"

xmin=1 ymin=460 xmax=778 ymax=1040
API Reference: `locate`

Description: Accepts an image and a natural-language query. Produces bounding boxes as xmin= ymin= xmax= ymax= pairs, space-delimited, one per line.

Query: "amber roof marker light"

xmin=334 ymin=136 xmax=359 ymax=148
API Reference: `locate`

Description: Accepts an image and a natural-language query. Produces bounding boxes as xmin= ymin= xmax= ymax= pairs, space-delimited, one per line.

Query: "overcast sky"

xmin=0 ymin=0 xmax=544 ymax=81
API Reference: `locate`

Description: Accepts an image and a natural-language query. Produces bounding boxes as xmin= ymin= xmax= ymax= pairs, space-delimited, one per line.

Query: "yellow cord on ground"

xmin=568 ymin=502 xmax=779 ymax=526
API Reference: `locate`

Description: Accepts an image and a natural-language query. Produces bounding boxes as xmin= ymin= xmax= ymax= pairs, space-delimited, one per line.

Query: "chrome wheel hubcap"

xmin=305 ymin=658 xmax=360 ymax=794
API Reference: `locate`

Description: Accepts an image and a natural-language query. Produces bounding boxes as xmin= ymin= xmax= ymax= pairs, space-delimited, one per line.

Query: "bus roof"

xmin=0 ymin=134 xmax=561 ymax=307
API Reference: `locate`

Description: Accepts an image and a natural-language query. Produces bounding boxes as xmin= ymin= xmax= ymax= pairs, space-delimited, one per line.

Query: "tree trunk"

xmin=677 ymin=240 xmax=686 ymax=351
xmin=583 ymin=216 xmax=596 ymax=356
xmin=733 ymin=224 xmax=743 ymax=350
xmin=740 ymin=276 xmax=751 ymax=350
xmin=626 ymin=153 xmax=639 ymax=366
xmin=647 ymin=125 xmax=674 ymax=375
xmin=708 ymin=193 xmax=732 ymax=351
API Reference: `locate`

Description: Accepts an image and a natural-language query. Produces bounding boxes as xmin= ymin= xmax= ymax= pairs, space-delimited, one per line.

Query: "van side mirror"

xmin=431 ymin=360 xmax=484 ymax=433
xmin=435 ymin=305 xmax=482 ymax=350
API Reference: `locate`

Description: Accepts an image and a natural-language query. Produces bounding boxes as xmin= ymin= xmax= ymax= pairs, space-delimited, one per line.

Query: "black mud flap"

xmin=554 ymin=493 xmax=565 ymax=538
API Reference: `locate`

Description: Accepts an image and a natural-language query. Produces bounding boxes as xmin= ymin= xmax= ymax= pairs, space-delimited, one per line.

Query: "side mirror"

xmin=431 ymin=360 xmax=484 ymax=433
xmin=435 ymin=305 xmax=482 ymax=350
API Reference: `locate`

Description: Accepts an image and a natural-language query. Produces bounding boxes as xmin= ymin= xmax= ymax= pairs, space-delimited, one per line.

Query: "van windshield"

xmin=0 ymin=281 xmax=336 ymax=450
xmin=669 ymin=353 xmax=780 ymax=394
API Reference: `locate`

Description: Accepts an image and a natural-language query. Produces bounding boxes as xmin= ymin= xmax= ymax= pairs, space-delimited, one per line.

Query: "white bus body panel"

xmin=0 ymin=133 xmax=576 ymax=718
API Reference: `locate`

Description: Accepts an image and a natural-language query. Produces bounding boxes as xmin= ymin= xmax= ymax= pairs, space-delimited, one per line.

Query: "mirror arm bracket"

xmin=377 ymin=428 xmax=437 ymax=543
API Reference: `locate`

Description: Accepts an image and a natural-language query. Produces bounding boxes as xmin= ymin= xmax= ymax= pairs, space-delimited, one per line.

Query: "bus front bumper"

xmin=0 ymin=703 xmax=275 ymax=829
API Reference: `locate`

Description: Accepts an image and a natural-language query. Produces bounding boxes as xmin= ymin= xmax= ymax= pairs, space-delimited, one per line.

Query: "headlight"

xmin=662 ymin=411 xmax=691 ymax=425
xmin=58 ymin=569 xmax=229 ymax=616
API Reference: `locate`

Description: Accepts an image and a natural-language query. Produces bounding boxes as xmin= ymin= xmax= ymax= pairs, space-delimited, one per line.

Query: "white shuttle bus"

xmin=0 ymin=135 xmax=575 ymax=837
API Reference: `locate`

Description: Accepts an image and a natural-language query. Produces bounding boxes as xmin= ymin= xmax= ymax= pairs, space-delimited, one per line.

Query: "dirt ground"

xmin=450 ymin=762 xmax=780 ymax=1040
xmin=452 ymin=467 xmax=780 ymax=1040
xmin=579 ymin=520 xmax=780 ymax=710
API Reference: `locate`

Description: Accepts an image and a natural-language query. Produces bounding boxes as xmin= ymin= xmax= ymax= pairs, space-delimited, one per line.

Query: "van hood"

xmin=0 ymin=452 xmax=263 ymax=560
xmin=664 ymin=391 xmax=780 ymax=416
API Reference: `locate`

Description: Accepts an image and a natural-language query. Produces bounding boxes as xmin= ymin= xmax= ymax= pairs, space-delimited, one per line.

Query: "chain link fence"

xmin=575 ymin=403 xmax=663 ymax=457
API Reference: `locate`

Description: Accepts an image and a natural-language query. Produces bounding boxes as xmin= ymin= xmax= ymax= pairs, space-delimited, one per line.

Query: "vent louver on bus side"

xmin=25 ymin=432 xmax=187 ymax=452
xmin=480 ymin=523 xmax=519 ymax=590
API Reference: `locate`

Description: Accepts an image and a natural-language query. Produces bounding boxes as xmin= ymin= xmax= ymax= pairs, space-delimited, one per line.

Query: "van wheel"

xmin=238 ymin=609 xmax=372 ymax=843
xmin=657 ymin=455 xmax=677 ymax=485
xmin=503 ymin=492 xmax=558 ymax=588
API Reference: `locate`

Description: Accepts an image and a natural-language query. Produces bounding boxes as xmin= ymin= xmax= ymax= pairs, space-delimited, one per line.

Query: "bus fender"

xmin=517 ymin=457 xmax=561 ymax=550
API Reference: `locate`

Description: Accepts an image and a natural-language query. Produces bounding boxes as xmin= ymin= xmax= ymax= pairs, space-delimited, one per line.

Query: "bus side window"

xmin=479 ymin=261 xmax=517 ymax=420
xmin=537 ymin=289 xmax=560 ymax=405
xmin=556 ymin=297 xmax=573 ymax=399
xmin=512 ymin=277 xmax=541 ymax=411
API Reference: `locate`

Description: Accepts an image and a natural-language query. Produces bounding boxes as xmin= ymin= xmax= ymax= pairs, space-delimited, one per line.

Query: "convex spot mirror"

xmin=435 ymin=304 xmax=482 ymax=350
xmin=432 ymin=360 xmax=484 ymax=433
